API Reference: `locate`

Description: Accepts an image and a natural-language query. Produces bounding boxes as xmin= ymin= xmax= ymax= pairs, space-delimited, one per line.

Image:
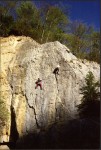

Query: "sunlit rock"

xmin=0 ymin=36 xmax=100 ymax=144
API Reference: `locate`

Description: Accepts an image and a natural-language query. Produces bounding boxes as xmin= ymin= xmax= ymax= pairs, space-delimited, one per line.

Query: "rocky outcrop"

xmin=0 ymin=36 xmax=100 ymax=145
xmin=0 ymin=145 xmax=10 ymax=150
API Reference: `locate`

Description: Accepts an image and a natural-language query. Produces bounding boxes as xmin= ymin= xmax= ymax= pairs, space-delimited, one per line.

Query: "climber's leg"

xmin=39 ymin=83 xmax=42 ymax=90
xmin=35 ymin=84 xmax=38 ymax=89
xmin=53 ymin=68 xmax=58 ymax=74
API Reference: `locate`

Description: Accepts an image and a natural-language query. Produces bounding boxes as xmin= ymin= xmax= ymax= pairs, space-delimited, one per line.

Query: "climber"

xmin=35 ymin=78 xmax=42 ymax=90
xmin=53 ymin=65 xmax=60 ymax=75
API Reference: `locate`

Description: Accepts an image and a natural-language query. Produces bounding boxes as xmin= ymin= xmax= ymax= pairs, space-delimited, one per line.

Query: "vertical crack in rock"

xmin=40 ymin=91 xmax=44 ymax=123
xmin=55 ymin=74 xmax=59 ymax=94
xmin=25 ymin=94 xmax=40 ymax=129
xmin=54 ymin=74 xmax=60 ymax=122
xmin=54 ymin=69 xmax=76 ymax=120
xmin=7 ymin=67 xmax=19 ymax=146
xmin=9 ymin=105 xmax=19 ymax=147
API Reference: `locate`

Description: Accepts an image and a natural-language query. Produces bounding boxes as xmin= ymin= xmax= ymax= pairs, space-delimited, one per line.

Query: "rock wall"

xmin=0 ymin=36 xmax=100 ymax=143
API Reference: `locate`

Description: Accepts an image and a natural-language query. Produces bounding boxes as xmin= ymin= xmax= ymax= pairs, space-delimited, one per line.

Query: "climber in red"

xmin=35 ymin=78 xmax=42 ymax=90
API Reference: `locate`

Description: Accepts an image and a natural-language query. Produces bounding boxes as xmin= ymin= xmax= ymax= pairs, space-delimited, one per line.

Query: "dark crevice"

xmin=7 ymin=68 xmax=19 ymax=149
xmin=9 ymin=105 xmax=19 ymax=149
xmin=55 ymin=74 xmax=59 ymax=94
xmin=55 ymin=74 xmax=61 ymax=122
xmin=25 ymin=94 xmax=40 ymax=129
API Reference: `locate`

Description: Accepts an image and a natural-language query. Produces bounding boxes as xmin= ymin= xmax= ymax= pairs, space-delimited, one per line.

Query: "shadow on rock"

xmin=15 ymin=118 xmax=100 ymax=149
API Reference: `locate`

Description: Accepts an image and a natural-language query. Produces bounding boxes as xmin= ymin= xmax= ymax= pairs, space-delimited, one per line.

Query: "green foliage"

xmin=0 ymin=14 xmax=14 ymax=36
xmin=65 ymin=21 xmax=100 ymax=63
xmin=0 ymin=1 xmax=17 ymax=16
xmin=0 ymin=1 xmax=100 ymax=63
xmin=80 ymin=71 xmax=100 ymax=101
xmin=77 ymin=71 xmax=100 ymax=119
xmin=15 ymin=1 xmax=41 ymax=39
xmin=70 ymin=21 xmax=88 ymax=38
xmin=66 ymin=21 xmax=94 ymax=59
xmin=0 ymin=1 xmax=14 ymax=36
xmin=0 ymin=98 xmax=9 ymax=134
xmin=87 ymin=32 xmax=100 ymax=63
xmin=0 ymin=1 xmax=17 ymax=36
xmin=39 ymin=6 xmax=68 ymax=43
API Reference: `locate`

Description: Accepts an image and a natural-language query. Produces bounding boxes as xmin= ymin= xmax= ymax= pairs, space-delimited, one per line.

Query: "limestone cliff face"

xmin=0 ymin=36 xmax=100 ymax=143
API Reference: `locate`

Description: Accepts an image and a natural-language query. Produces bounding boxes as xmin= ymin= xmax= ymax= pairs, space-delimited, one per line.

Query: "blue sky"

xmin=33 ymin=0 xmax=100 ymax=30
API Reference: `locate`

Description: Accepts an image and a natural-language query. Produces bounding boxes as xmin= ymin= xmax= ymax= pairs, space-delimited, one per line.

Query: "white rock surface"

xmin=0 ymin=36 xmax=100 ymax=142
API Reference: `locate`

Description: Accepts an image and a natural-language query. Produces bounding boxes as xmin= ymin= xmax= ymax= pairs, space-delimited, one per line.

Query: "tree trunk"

xmin=40 ymin=9 xmax=50 ymax=43
xmin=45 ymin=17 xmax=58 ymax=43
xmin=45 ymin=22 xmax=52 ymax=43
